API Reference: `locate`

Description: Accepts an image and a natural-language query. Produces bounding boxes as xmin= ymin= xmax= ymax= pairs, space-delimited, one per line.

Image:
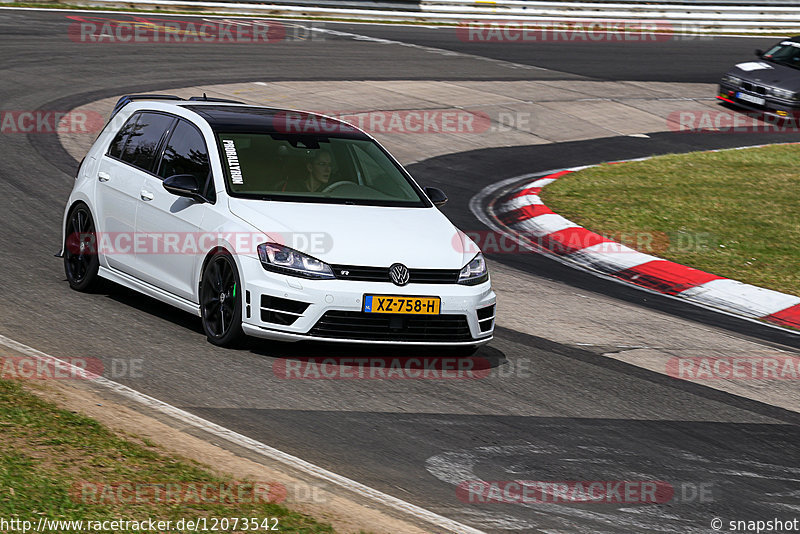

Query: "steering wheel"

xmin=321 ymin=181 xmax=351 ymax=194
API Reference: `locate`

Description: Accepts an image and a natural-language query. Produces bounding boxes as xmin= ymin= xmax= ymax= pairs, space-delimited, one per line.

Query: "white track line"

xmin=0 ymin=333 xmax=486 ymax=534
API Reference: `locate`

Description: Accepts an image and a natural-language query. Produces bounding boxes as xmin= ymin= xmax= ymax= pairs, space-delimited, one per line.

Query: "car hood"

xmin=228 ymin=197 xmax=477 ymax=268
xmin=728 ymin=60 xmax=800 ymax=91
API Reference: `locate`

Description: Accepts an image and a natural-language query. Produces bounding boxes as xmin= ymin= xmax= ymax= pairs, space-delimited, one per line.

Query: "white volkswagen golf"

xmin=61 ymin=95 xmax=496 ymax=349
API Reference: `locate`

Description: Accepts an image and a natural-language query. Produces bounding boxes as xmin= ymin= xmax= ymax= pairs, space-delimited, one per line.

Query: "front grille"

xmin=332 ymin=265 xmax=387 ymax=282
xmin=411 ymin=268 xmax=460 ymax=284
xmin=741 ymin=82 xmax=767 ymax=96
xmin=308 ymin=311 xmax=473 ymax=342
xmin=332 ymin=265 xmax=459 ymax=284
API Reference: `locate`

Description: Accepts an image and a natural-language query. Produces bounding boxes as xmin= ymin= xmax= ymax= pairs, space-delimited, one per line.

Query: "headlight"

xmin=770 ymin=87 xmax=797 ymax=100
xmin=458 ymin=253 xmax=488 ymax=285
xmin=257 ymin=243 xmax=334 ymax=279
xmin=721 ymin=74 xmax=742 ymax=87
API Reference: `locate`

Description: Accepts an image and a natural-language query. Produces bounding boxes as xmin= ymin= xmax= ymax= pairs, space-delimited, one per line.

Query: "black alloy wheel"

xmin=64 ymin=204 xmax=101 ymax=291
xmin=200 ymin=251 xmax=245 ymax=346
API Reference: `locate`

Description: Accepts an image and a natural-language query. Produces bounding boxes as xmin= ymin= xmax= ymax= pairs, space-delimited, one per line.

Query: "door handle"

xmin=140 ymin=190 xmax=154 ymax=201
xmin=98 ymin=172 xmax=110 ymax=182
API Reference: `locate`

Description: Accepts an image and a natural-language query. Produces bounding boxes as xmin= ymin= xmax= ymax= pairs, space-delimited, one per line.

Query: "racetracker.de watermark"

xmin=667 ymin=356 xmax=800 ymax=380
xmin=71 ymin=481 xmax=287 ymax=505
xmin=0 ymin=356 xmax=144 ymax=380
xmin=66 ymin=15 xmax=312 ymax=44
xmin=65 ymin=232 xmax=332 ymax=256
xmin=456 ymin=480 xmax=675 ymax=504
xmin=456 ymin=20 xmax=711 ymax=43
xmin=272 ymin=109 xmax=493 ymax=135
xmin=273 ymin=357 xmax=492 ymax=380
xmin=456 ymin=230 xmax=716 ymax=255
xmin=0 ymin=110 xmax=104 ymax=134
xmin=0 ymin=356 xmax=102 ymax=380
xmin=669 ymin=110 xmax=800 ymax=133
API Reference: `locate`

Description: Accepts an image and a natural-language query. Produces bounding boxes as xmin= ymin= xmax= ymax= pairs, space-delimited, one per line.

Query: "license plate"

xmin=736 ymin=92 xmax=765 ymax=106
xmin=363 ymin=295 xmax=440 ymax=315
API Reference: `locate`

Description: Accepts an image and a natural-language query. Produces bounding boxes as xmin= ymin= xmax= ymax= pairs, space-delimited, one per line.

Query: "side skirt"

xmin=98 ymin=266 xmax=201 ymax=317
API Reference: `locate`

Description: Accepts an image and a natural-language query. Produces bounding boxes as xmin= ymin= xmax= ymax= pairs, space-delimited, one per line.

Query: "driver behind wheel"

xmin=305 ymin=149 xmax=332 ymax=192
xmin=281 ymin=149 xmax=332 ymax=193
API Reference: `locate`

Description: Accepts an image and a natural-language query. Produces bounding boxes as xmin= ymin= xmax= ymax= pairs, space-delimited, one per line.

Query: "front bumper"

xmin=717 ymin=83 xmax=800 ymax=118
xmin=238 ymin=256 xmax=496 ymax=345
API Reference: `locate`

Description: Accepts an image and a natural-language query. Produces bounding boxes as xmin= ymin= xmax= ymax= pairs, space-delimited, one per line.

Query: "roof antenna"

xmin=203 ymin=92 xmax=208 ymax=101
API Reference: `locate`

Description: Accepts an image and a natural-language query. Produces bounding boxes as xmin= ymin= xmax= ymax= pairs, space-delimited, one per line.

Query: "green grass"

xmin=0 ymin=378 xmax=335 ymax=533
xmin=540 ymin=144 xmax=800 ymax=297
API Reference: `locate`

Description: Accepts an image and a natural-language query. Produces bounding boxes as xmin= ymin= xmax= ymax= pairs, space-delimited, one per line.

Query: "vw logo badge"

xmin=389 ymin=263 xmax=410 ymax=286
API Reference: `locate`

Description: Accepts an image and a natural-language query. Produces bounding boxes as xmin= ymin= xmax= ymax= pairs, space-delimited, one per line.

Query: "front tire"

xmin=200 ymin=251 xmax=245 ymax=347
xmin=64 ymin=204 xmax=101 ymax=292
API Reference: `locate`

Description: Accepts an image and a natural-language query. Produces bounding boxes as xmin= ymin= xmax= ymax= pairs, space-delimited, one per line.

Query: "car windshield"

xmin=216 ymin=132 xmax=428 ymax=207
xmin=763 ymin=41 xmax=800 ymax=70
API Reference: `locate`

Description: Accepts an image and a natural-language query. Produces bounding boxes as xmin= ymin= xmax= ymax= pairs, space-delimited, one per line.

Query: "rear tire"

xmin=200 ymin=251 xmax=245 ymax=347
xmin=64 ymin=204 xmax=102 ymax=292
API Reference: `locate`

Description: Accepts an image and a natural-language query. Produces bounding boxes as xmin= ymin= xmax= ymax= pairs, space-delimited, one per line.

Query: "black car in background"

xmin=718 ymin=36 xmax=800 ymax=117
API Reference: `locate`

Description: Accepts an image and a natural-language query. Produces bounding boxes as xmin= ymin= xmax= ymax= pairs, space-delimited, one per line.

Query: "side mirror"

xmin=163 ymin=174 xmax=205 ymax=202
xmin=425 ymin=186 xmax=448 ymax=208
xmin=755 ymin=49 xmax=763 ymax=57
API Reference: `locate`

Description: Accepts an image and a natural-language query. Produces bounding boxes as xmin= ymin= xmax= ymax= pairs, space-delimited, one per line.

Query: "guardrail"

xmin=64 ymin=0 xmax=800 ymax=33
xmin=423 ymin=0 xmax=800 ymax=6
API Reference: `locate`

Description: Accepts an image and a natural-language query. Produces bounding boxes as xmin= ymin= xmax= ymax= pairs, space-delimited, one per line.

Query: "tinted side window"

xmin=108 ymin=113 xmax=139 ymax=159
xmin=120 ymin=112 xmax=174 ymax=172
xmin=157 ymin=120 xmax=210 ymax=183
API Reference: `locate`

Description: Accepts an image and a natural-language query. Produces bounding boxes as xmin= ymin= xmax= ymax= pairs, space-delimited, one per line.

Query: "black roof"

xmin=182 ymin=104 xmax=370 ymax=140
xmin=110 ymin=94 xmax=244 ymax=120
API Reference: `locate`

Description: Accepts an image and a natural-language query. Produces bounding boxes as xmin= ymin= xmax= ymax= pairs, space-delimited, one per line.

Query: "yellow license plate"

xmin=363 ymin=295 xmax=440 ymax=315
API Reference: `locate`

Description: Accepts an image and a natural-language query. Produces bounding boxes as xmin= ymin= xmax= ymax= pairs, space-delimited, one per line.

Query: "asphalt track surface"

xmin=2 ymin=9 xmax=800 ymax=532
